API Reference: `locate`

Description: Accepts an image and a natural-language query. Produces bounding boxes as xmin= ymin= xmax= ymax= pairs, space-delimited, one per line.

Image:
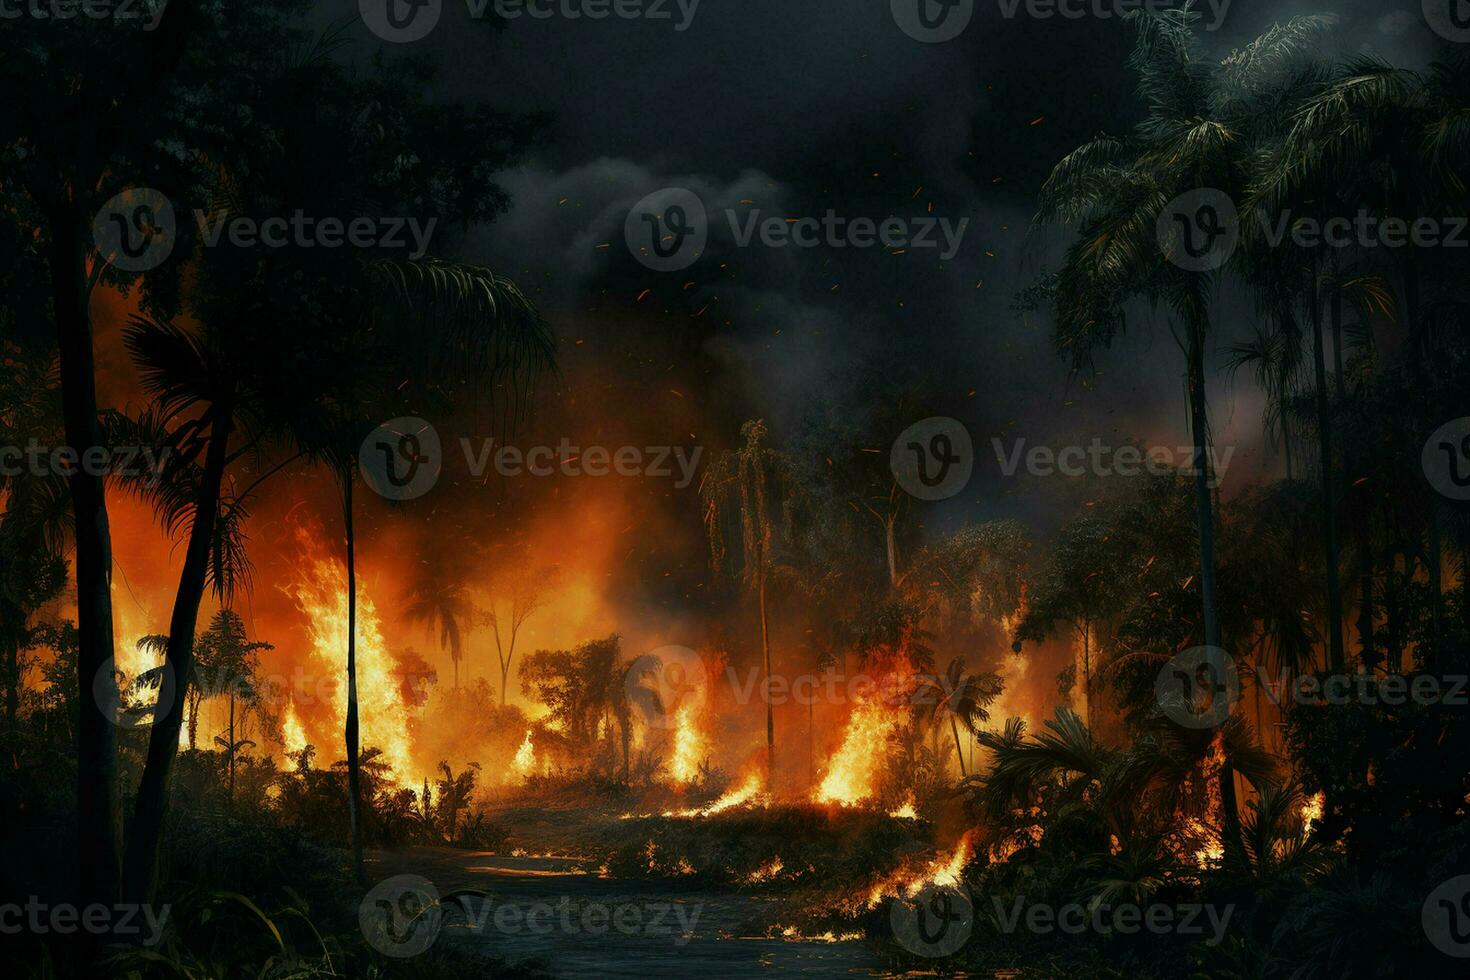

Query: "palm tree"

xmin=404 ymin=575 xmax=475 ymax=690
xmin=1035 ymin=4 xmax=1332 ymax=864
xmin=914 ymin=658 xmax=1002 ymax=777
xmin=701 ymin=419 xmax=793 ymax=777
xmin=1249 ymin=46 xmax=1470 ymax=656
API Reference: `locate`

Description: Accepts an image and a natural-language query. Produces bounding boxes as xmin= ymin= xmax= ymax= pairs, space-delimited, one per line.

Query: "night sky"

xmin=321 ymin=0 xmax=1451 ymax=540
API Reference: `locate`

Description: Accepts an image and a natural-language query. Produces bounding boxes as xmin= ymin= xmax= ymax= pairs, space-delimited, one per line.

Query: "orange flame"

xmin=866 ymin=831 xmax=975 ymax=908
xmin=288 ymin=549 xmax=417 ymax=790
xmin=512 ymin=729 xmax=536 ymax=778
xmin=815 ymin=701 xmax=899 ymax=806
xmin=669 ymin=705 xmax=706 ymax=785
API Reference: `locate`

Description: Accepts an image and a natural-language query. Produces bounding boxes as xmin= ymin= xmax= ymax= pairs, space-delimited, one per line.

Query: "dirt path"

xmin=368 ymin=847 xmax=889 ymax=978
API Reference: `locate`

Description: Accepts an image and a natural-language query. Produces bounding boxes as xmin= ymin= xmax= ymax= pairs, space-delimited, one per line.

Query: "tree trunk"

xmin=123 ymin=409 xmax=232 ymax=903
xmin=226 ymin=697 xmax=235 ymax=805
xmin=49 ymin=205 xmax=121 ymax=909
xmin=1330 ymin=272 xmax=1375 ymax=668
xmin=949 ymin=715 xmax=967 ymax=777
xmin=1186 ymin=327 xmax=1242 ymax=864
xmin=343 ymin=469 xmax=367 ymax=886
xmin=758 ymin=570 xmax=774 ymax=777
xmin=186 ymin=693 xmax=199 ymax=751
xmin=1310 ymin=267 xmax=1345 ymax=670
xmin=1081 ymin=622 xmax=1092 ymax=732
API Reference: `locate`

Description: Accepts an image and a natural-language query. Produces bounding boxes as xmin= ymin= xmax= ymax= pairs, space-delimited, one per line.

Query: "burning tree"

xmin=701 ymin=419 xmax=796 ymax=778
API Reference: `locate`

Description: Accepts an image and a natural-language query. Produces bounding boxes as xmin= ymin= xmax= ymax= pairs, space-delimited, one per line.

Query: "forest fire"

xmin=865 ymin=831 xmax=976 ymax=909
xmin=512 ymin=729 xmax=536 ymax=778
xmin=668 ymin=705 xmax=707 ymax=784
xmin=815 ymin=700 xmax=901 ymax=806
xmin=698 ymin=771 xmax=765 ymax=815
xmin=286 ymin=540 xmax=417 ymax=790
xmin=9 ymin=6 xmax=1468 ymax=977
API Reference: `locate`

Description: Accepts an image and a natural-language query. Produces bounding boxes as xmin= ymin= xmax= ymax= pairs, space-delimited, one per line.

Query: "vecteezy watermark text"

xmin=0 ymin=897 xmax=170 ymax=945
xmin=991 ymin=437 xmax=1234 ymax=485
xmin=0 ymin=0 xmax=168 ymax=29
xmin=460 ymin=438 xmax=703 ymax=488
xmin=728 ymin=210 xmax=970 ymax=261
xmin=359 ymin=875 xmax=701 ymax=958
xmin=0 ymin=440 xmax=171 ymax=483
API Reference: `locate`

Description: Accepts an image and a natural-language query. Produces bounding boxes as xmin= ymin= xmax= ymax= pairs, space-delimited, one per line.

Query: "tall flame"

xmin=815 ymin=701 xmax=899 ymax=806
xmin=512 ymin=729 xmax=536 ymax=778
xmin=669 ymin=705 xmax=706 ymax=784
xmin=288 ymin=551 xmax=417 ymax=789
xmin=282 ymin=705 xmax=307 ymax=757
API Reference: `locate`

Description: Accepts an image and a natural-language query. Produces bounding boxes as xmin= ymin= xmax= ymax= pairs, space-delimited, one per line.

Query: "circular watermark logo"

xmin=1424 ymin=0 xmax=1470 ymax=43
xmin=360 ymin=0 xmax=442 ymax=43
xmin=1155 ymin=645 xmax=1238 ymax=729
xmin=1157 ymin=189 xmax=1239 ymax=272
xmin=890 ymin=882 xmax=973 ymax=957
xmin=359 ymin=417 xmax=442 ymax=501
xmin=93 ymin=188 xmax=176 ymax=273
xmin=625 ymin=188 xmax=708 ymax=272
xmin=360 ymin=874 xmax=443 ymax=958
xmin=1423 ymin=876 xmax=1470 ymax=958
xmin=624 ymin=644 xmax=708 ymax=730
xmin=891 ymin=0 xmax=974 ymax=43
xmin=1422 ymin=417 xmax=1470 ymax=501
xmin=92 ymin=656 xmax=175 ymax=729
xmin=891 ymin=417 xmax=973 ymax=501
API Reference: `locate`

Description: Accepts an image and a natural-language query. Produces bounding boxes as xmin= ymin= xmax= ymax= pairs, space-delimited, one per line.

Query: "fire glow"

xmin=286 ymin=541 xmax=417 ymax=790
xmin=814 ymin=700 xmax=900 ymax=806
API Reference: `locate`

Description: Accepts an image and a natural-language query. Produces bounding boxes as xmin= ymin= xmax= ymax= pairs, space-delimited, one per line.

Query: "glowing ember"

xmin=866 ymin=831 xmax=975 ymax=909
xmin=815 ymin=701 xmax=899 ymax=805
xmin=745 ymin=856 xmax=784 ymax=884
xmin=706 ymin=771 xmax=763 ymax=813
xmin=668 ymin=705 xmax=707 ymax=784
xmin=512 ymin=729 xmax=536 ymax=778
xmin=288 ymin=549 xmax=416 ymax=789
xmin=888 ymin=794 xmax=918 ymax=819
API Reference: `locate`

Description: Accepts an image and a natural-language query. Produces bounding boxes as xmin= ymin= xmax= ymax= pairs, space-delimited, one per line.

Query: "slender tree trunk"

xmin=949 ymin=716 xmax=967 ymax=777
xmin=186 ymin=694 xmax=199 ymax=751
xmin=49 ymin=205 xmax=120 ymax=909
xmin=1081 ymin=622 xmax=1092 ymax=732
xmin=226 ymin=697 xmax=235 ymax=804
xmin=343 ymin=470 xmax=367 ymax=886
xmin=123 ymin=410 xmax=232 ymax=903
xmin=1329 ymin=271 xmax=1375 ymax=667
xmin=758 ymin=570 xmax=773 ymax=777
xmin=1186 ymin=327 xmax=1241 ymax=864
xmin=807 ymin=698 xmax=814 ymax=787
xmin=1309 ymin=266 xmax=1345 ymax=670
xmin=1402 ymin=255 xmax=1443 ymax=650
